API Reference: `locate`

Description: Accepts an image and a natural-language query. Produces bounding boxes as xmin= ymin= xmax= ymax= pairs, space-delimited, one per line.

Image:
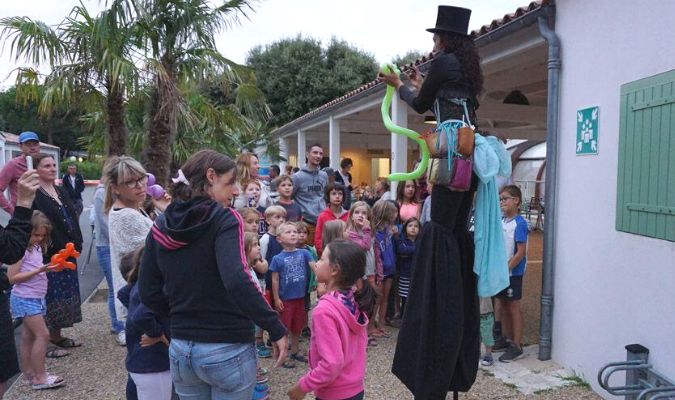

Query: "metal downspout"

xmin=537 ymin=7 xmax=561 ymax=362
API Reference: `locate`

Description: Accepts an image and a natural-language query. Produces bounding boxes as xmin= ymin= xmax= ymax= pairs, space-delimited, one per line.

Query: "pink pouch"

xmin=449 ymin=157 xmax=472 ymax=192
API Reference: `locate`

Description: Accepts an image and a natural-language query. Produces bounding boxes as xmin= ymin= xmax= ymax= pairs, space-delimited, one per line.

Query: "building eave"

xmin=271 ymin=0 xmax=551 ymax=139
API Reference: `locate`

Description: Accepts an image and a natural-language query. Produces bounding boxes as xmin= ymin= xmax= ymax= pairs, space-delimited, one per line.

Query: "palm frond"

xmin=12 ymin=68 xmax=42 ymax=105
xmin=0 ymin=16 xmax=65 ymax=66
xmin=234 ymin=82 xmax=271 ymax=121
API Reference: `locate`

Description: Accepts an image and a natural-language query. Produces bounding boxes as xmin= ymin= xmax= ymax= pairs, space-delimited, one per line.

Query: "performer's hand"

xmin=407 ymin=66 xmax=423 ymax=89
xmin=377 ymin=71 xmax=403 ymax=90
xmin=275 ymin=300 xmax=284 ymax=313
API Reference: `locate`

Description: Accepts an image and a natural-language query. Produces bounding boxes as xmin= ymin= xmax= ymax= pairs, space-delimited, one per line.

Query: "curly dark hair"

xmin=437 ymin=32 xmax=484 ymax=97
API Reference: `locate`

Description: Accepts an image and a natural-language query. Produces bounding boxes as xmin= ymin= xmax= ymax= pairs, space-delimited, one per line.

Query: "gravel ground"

xmin=260 ymin=327 xmax=601 ymax=400
xmin=7 ymin=286 xmax=600 ymax=400
xmin=6 ymin=295 xmax=128 ymax=400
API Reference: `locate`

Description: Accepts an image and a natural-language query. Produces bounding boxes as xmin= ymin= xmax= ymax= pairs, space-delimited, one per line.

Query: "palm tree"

xmin=127 ymin=0 xmax=266 ymax=185
xmin=0 ymin=0 xmax=138 ymax=156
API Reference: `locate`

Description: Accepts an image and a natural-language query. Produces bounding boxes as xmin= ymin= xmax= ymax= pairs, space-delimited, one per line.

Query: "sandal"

xmin=46 ymin=347 xmax=70 ymax=358
xmin=51 ymin=337 xmax=82 ymax=348
xmin=31 ymin=374 xmax=65 ymax=390
xmin=367 ymin=337 xmax=379 ymax=347
xmin=282 ymin=360 xmax=296 ymax=369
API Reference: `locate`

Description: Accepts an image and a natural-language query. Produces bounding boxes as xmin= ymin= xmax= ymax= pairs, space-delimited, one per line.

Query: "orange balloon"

xmin=50 ymin=242 xmax=80 ymax=272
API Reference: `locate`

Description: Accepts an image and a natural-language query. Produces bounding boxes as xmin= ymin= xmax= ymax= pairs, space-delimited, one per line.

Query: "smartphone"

xmin=26 ymin=155 xmax=33 ymax=170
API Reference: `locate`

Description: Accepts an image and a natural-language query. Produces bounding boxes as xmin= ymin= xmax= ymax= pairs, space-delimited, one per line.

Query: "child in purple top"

xmin=396 ymin=217 xmax=420 ymax=317
xmin=371 ymin=200 xmax=398 ymax=336
xmin=8 ymin=211 xmax=64 ymax=390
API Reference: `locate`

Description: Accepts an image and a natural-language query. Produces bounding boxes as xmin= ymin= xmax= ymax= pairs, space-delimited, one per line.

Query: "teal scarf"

xmin=472 ymin=134 xmax=512 ymax=296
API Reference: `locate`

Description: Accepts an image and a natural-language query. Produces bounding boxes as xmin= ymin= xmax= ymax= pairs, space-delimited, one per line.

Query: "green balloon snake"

xmin=379 ymin=64 xmax=430 ymax=182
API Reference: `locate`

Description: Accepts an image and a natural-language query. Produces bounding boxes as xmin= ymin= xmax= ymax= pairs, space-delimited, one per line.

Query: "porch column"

xmin=329 ymin=116 xmax=341 ymax=169
xmin=297 ymin=129 xmax=306 ymax=168
xmin=390 ymin=96 xmax=408 ymax=196
xmin=0 ymin=138 xmax=5 ymax=166
xmin=278 ymin=136 xmax=289 ymax=173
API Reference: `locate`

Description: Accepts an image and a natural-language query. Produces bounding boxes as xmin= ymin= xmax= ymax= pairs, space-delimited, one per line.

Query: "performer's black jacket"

xmin=391 ymin=50 xmax=481 ymax=399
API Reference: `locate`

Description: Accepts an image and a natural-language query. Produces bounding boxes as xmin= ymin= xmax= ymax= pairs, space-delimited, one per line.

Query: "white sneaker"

xmin=116 ymin=330 xmax=126 ymax=346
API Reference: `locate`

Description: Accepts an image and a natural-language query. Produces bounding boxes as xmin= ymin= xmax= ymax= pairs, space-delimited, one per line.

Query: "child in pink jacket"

xmin=345 ymin=201 xmax=383 ymax=283
xmin=288 ymin=240 xmax=376 ymax=400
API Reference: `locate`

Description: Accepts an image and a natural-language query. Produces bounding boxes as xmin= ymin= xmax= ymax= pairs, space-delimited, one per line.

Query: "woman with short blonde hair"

xmin=103 ymin=156 xmax=167 ymax=346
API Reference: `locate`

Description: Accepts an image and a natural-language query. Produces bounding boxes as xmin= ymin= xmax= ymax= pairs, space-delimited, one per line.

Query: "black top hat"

xmin=426 ymin=5 xmax=471 ymax=36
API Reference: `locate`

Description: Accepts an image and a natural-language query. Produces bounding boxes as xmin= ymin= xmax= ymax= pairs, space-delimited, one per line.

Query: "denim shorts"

xmin=10 ymin=294 xmax=47 ymax=318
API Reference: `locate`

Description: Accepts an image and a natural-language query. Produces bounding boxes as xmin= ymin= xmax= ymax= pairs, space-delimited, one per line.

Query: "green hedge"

xmin=59 ymin=159 xmax=104 ymax=180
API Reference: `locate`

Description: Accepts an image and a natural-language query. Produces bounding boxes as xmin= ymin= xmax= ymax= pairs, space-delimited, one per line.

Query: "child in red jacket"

xmin=314 ymin=183 xmax=349 ymax=254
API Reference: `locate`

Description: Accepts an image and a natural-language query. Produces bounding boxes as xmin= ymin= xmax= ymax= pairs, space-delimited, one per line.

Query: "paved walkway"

xmin=482 ymin=345 xmax=578 ymax=395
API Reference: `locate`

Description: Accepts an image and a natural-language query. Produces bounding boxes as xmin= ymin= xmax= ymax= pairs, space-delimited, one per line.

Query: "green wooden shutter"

xmin=616 ymin=69 xmax=675 ymax=241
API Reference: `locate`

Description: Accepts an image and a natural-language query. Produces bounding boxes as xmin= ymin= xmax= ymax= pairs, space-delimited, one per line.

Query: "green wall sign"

xmin=576 ymin=106 xmax=599 ymax=155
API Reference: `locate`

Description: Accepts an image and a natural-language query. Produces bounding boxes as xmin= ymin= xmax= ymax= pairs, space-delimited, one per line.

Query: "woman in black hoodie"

xmin=139 ymin=150 xmax=288 ymax=400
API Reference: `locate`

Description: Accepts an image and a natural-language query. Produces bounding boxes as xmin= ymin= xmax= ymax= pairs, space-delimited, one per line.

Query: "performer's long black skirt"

xmin=392 ymin=182 xmax=480 ymax=399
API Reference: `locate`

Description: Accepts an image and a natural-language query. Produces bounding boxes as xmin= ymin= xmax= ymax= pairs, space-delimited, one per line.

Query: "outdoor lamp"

xmin=424 ymin=115 xmax=437 ymax=125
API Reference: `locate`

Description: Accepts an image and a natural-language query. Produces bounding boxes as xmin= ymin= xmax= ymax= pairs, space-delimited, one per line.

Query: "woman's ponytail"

xmin=326 ymin=240 xmax=379 ymax=316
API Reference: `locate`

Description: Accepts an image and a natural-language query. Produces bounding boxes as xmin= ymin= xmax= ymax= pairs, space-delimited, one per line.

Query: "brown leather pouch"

xmin=457 ymin=126 xmax=475 ymax=157
xmin=421 ymin=131 xmax=446 ymax=158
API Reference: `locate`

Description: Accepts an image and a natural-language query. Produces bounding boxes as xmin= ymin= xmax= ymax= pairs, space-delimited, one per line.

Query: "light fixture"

xmin=503 ymin=90 xmax=529 ymax=105
xmin=424 ymin=115 xmax=437 ymax=125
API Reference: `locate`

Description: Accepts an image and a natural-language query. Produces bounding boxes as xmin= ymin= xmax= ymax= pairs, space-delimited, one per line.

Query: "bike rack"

xmin=598 ymin=344 xmax=675 ymax=400
xmin=637 ymin=387 xmax=675 ymax=400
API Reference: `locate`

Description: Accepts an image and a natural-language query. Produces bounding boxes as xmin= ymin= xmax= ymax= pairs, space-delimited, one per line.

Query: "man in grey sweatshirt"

xmin=292 ymin=143 xmax=328 ymax=228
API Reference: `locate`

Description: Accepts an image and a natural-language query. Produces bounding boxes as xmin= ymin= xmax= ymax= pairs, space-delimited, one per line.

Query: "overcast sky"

xmin=0 ymin=0 xmax=528 ymax=89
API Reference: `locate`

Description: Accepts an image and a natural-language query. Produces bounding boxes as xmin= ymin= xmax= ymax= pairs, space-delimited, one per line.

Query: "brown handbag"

xmin=457 ymin=126 xmax=475 ymax=157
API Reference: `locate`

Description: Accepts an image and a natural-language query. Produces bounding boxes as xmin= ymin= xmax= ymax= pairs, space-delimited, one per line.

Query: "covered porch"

xmin=272 ymin=1 xmax=551 ymax=191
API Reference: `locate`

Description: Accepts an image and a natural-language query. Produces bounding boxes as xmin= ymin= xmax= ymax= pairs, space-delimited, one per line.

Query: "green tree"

xmin=247 ymin=36 xmax=378 ymax=126
xmin=0 ymin=1 xmax=139 ymax=156
xmin=391 ymin=50 xmax=427 ymax=68
xmin=0 ymin=87 xmax=86 ymax=155
xmin=127 ymin=0 xmax=269 ymax=186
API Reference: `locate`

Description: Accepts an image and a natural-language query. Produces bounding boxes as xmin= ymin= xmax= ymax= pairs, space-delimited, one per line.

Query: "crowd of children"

xmin=236 ymin=172 xmax=374 ymax=399
xmin=5 ymin=151 xmax=531 ymax=399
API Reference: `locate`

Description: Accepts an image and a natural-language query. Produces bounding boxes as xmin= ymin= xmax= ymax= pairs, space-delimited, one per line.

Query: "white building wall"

xmin=553 ymin=1 xmax=675 ymax=396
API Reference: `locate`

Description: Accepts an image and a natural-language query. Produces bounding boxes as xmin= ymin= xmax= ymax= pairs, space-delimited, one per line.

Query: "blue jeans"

xmin=169 ymin=340 xmax=256 ymax=400
xmin=96 ymin=245 xmax=124 ymax=333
